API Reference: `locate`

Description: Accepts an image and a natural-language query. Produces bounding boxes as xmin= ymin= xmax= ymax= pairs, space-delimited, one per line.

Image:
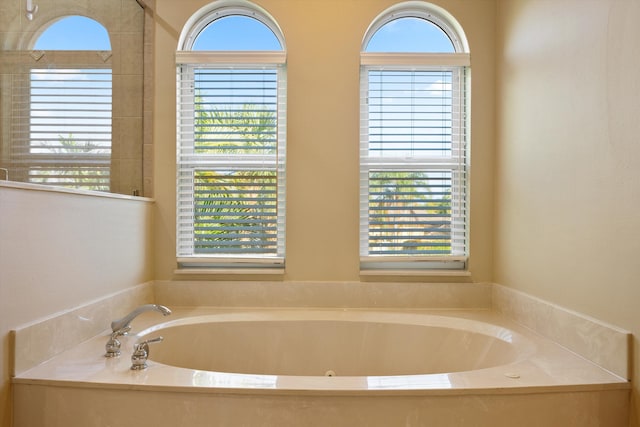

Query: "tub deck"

xmin=12 ymin=308 xmax=630 ymax=426
xmin=13 ymin=307 xmax=628 ymax=394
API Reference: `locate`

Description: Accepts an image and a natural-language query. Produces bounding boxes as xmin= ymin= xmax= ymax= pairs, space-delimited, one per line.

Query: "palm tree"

xmin=29 ymin=134 xmax=109 ymax=191
xmin=369 ymin=171 xmax=452 ymax=255
xmin=192 ymin=101 xmax=278 ymax=254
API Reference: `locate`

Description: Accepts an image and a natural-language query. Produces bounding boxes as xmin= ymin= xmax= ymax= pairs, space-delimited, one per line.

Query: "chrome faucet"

xmin=104 ymin=326 xmax=131 ymax=357
xmin=104 ymin=304 xmax=171 ymax=358
xmin=130 ymin=336 xmax=164 ymax=370
xmin=110 ymin=304 xmax=171 ymax=333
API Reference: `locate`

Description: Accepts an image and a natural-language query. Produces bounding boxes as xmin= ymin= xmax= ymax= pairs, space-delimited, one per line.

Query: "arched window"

xmin=360 ymin=3 xmax=469 ymax=272
xmin=23 ymin=16 xmax=112 ymax=190
xmin=34 ymin=16 xmax=111 ymax=50
xmin=190 ymin=15 xmax=282 ymax=51
xmin=176 ymin=1 xmax=286 ymax=270
xmin=365 ymin=16 xmax=455 ymax=53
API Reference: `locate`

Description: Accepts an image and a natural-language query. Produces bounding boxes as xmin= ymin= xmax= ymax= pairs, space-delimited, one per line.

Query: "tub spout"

xmin=110 ymin=304 xmax=171 ymax=333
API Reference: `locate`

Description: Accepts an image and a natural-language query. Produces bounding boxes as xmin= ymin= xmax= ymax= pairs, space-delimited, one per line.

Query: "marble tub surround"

xmin=13 ymin=308 xmax=630 ymax=392
xmin=12 ymin=282 xmax=154 ymax=376
xmin=155 ymin=281 xmax=631 ymax=381
xmin=11 ymin=281 xmax=490 ymax=378
xmin=12 ymin=307 xmax=630 ymax=427
xmin=12 ymin=281 xmax=632 ymax=382
xmin=12 ymin=384 xmax=629 ymax=427
xmin=11 ymin=283 xmax=632 ymax=426
xmin=154 ymin=280 xmax=493 ymax=309
xmin=493 ymin=284 xmax=631 ymax=380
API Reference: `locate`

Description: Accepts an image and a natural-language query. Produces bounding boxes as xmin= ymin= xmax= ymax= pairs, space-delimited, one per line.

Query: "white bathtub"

xmin=13 ymin=308 xmax=629 ymax=426
xmin=140 ymin=311 xmax=532 ymax=377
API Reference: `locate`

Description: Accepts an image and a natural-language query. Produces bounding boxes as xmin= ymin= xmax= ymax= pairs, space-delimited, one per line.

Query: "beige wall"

xmin=152 ymin=0 xmax=497 ymax=282
xmin=0 ymin=184 xmax=154 ymax=427
xmin=495 ymin=0 xmax=640 ymax=424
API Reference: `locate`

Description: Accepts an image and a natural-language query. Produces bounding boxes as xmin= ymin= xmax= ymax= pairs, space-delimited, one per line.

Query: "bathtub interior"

xmin=140 ymin=313 xmax=532 ymax=377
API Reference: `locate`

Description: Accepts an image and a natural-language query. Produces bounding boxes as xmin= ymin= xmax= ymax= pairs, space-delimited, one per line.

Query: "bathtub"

xmin=13 ymin=308 xmax=629 ymax=426
xmin=140 ymin=310 xmax=532 ymax=378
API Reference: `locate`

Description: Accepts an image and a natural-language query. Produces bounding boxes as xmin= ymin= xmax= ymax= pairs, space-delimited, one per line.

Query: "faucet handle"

xmin=104 ymin=326 xmax=132 ymax=358
xmin=131 ymin=336 xmax=164 ymax=370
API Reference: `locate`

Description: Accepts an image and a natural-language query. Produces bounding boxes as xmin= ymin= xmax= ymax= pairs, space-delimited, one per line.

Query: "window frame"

xmin=359 ymin=3 xmax=470 ymax=273
xmin=176 ymin=2 xmax=287 ymax=272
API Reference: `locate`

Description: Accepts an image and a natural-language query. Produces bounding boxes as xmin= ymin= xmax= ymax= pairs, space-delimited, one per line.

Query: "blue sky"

xmin=33 ymin=14 xmax=452 ymax=53
xmin=34 ymin=16 xmax=111 ymax=50
xmin=192 ymin=15 xmax=452 ymax=52
xmin=193 ymin=16 xmax=281 ymax=50
xmin=366 ymin=18 xmax=454 ymax=53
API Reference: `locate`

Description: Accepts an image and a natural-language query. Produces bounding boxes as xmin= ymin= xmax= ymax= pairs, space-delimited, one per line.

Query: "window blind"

xmin=11 ymin=68 xmax=112 ymax=190
xmin=360 ymin=67 xmax=467 ymax=269
xmin=177 ymin=65 xmax=286 ymax=266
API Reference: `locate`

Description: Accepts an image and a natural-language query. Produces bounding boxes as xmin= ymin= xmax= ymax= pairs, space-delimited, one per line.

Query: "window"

xmin=15 ymin=16 xmax=112 ymax=191
xmin=360 ymin=3 xmax=470 ymax=271
xmin=176 ymin=3 xmax=286 ymax=270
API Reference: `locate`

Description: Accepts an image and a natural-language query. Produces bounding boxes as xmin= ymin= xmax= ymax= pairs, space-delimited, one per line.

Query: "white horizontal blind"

xmin=177 ymin=64 xmax=286 ymax=265
xmin=360 ymin=66 xmax=467 ymax=269
xmin=11 ymin=68 xmax=112 ymax=190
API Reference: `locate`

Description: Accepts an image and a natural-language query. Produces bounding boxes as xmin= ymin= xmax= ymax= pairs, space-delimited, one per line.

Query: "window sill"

xmin=174 ymin=267 xmax=285 ymax=276
xmin=360 ymin=269 xmax=471 ymax=278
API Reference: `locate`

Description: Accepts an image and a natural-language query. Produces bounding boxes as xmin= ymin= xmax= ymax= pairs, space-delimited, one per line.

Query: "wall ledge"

xmin=0 ymin=181 xmax=153 ymax=202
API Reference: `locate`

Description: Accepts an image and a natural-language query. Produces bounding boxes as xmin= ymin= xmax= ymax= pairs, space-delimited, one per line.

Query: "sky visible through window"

xmin=31 ymin=14 xmax=112 ymax=143
xmin=30 ymin=16 xmax=112 ymax=189
xmin=34 ymin=15 xmax=449 ymax=54
xmin=29 ymin=13 xmax=453 ymax=189
xmin=34 ymin=16 xmax=111 ymax=50
xmin=193 ymin=15 xmax=281 ymax=50
xmin=366 ymin=17 xmax=454 ymax=53
xmin=366 ymin=18 xmax=455 ymax=159
xmin=362 ymin=16 xmax=463 ymax=259
xmin=191 ymin=15 xmax=450 ymax=52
